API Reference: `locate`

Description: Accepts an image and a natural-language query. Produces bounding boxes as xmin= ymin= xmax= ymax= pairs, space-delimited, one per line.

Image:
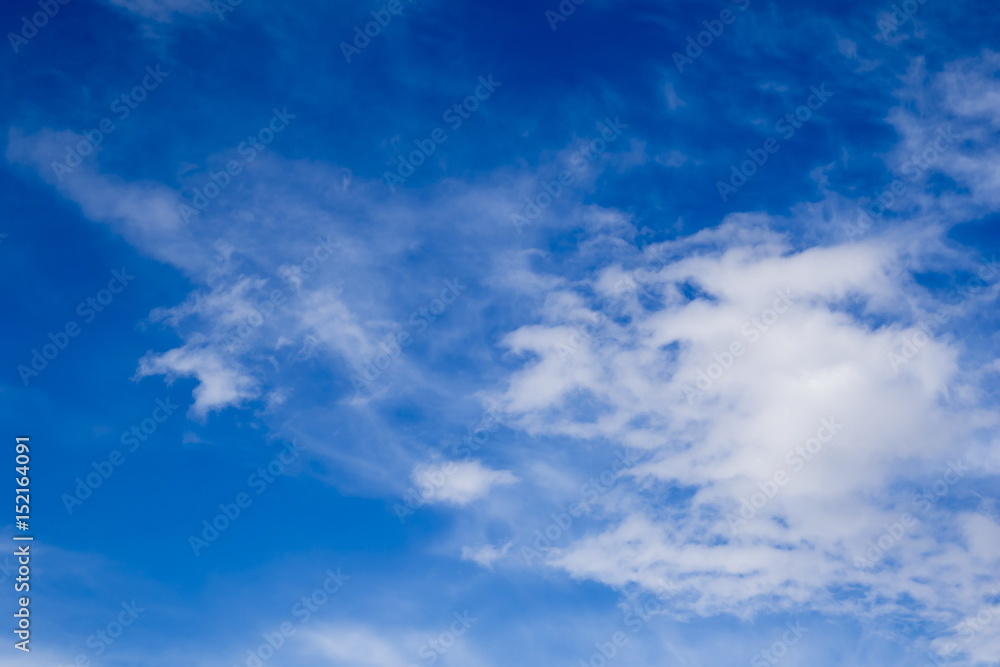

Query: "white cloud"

xmin=136 ymin=345 xmax=257 ymax=416
xmin=461 ymin=540 xmax=512 ymax=569
xmin=490 ymin=214 xmax=1000 ymax=626
xmin=413 ymin=460 xmax=518 ymax=505
xmin=299 ymin=626 xmax=406 ymax=667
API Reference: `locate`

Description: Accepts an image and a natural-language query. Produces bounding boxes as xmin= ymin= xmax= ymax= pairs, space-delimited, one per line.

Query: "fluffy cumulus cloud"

xmin=413 ymin=460 xmax=518 ymax=505
xmin=484 ymin=54 xmax=1000 ymax=643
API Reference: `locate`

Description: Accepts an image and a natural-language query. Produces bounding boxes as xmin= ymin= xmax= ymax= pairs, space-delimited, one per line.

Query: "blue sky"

xmin=2 ymin=0 xmax=1000 ymax=665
